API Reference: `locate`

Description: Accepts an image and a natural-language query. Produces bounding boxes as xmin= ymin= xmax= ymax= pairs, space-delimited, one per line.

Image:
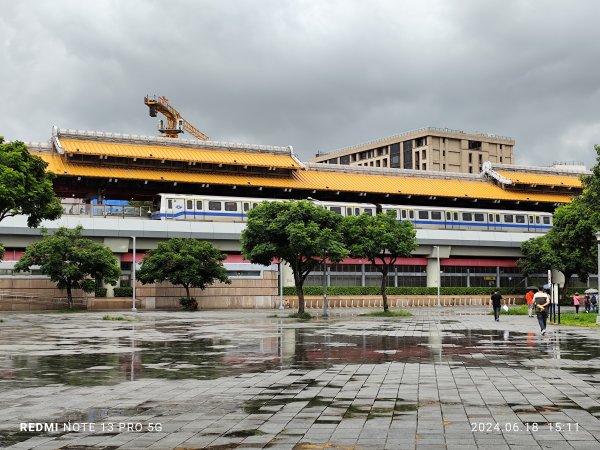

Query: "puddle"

xmin=2 ymin=315 xmax=600 ymax=389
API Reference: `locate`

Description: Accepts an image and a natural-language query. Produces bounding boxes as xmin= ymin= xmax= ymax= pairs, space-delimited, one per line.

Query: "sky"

xmin=1 ymin=0 xmax=599 ymax=167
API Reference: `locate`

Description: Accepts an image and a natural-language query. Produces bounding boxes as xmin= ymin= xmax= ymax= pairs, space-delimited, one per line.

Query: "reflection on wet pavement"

xmin=2 ymin=312 xmax=600 ymax=388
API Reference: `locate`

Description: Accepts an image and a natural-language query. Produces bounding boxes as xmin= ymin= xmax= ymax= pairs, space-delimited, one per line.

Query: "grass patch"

xmin=288 ymin=311 xmax=313 ymax=320
xmin=266 ymin=314 xmax=281 ymax=318
xmin=360 ymin=310 xmax=413 ymax=317
xmin=487 ymin=305 xmax=529 ymax=315
xmin=102 ymin=314 xmax=138 ymax=322
xmin=557 ymin=312 xmax=599 ymax=327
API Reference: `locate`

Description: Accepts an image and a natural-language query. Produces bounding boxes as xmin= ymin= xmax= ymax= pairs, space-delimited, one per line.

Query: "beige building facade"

xmin=310 ymin=127 xmax=514 ymax=174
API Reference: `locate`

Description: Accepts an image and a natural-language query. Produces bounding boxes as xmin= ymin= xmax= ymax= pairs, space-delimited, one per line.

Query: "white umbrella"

xmin=584 ymin=288 xmax=598 ymax=294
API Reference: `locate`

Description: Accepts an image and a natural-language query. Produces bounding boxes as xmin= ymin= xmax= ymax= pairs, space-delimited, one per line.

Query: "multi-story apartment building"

xmin=310 ymin=127 xmax=515 ymax=174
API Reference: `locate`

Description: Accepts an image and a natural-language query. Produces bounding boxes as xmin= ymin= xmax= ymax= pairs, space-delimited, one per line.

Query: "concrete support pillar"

xmin=496 ymin=266 xmax=501 ymax=288
xmin=361 ymin=263 xmax=366 ymax=287
xmin=427 ymin=258 xmax=440 ymax=288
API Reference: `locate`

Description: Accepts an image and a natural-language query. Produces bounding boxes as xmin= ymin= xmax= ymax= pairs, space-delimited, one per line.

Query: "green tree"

xmin=0 ymin=138 xmax=62 ymax=227
xmin=341 ymin=211 xmax=417 ymax=312
xmin=14 ymin=226 xmax=120 ymax=308
xmin=241 ymin=200 xmax=348 ymax=314
xmin=137 ymin=239 xmax=230 ymax=308
xmin=0 ymin=243 xmax=4 ymax=260
xmin=519 ymin=145 xmax=600 ymax=298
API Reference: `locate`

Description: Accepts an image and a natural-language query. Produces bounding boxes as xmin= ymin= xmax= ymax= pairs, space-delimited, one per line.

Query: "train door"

xmin=528 ymin=214 xmax=543 ymax=232
xmin=488 ymin=212 xmax=501 ymax=231
xmin=400 ymin=209 xmax=415 ymax=223
xmin=194 ymin=199 xmax=204 ymax=221
xmin=185 ymin=198 xmax=195 ymax=220
xmin=242 ymin=201 xmax=252 ymax=221
xmin=445 ymin=211 xmax=459 ymax=229
xmin=165 ymin=197 xmax=184 ymax=220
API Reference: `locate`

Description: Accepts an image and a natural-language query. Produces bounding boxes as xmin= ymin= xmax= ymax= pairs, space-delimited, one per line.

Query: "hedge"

xmin=113 ymin=286 xmax=133 ymax=297
xmin=95 ymin=287 xmax=107 ymax=298
xmin=282 ymin=286 xmax=523 ymax=296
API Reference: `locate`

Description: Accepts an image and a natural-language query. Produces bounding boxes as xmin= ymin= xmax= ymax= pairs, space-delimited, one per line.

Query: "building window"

xmin=468 ymin=153 xmax=472 ymax=163
xmin=469 ymin=167 xmax=473 ymax=173
xmin=468 ymin=140 xmax=482 ymax=149
xmin=415 ymin=137 xmax=426 ymax=147
xmin=442 ymin=150 xmax=445 ymax=157
xmin=500 ymin=156 xmax=503 ymax=163
xmin=328 ymin=158 xmax=337 ymax=164
xmin=478 ymin=154 xmax=482 ymax=164
xmin=376 ymin=160 xmax=380 ymax=167
xmin=422 ymin=163 xmax=427 ymax=170
xmin=421 ymin=149 xmax=426 ymax=159
xmin=500 ymin=144 xmax=503 ymax=149
xmin=404 ymin=141 xmax=413 ymax=169
xmin=442 ymin=138 xmax=446 ymax=144
xmin=442 ymin=164 xmax=446 ymax=170
xmin=340 ymin=155 xmax=350 ymax=165
xmin=390 ymin=143 xmax=400 ymax=168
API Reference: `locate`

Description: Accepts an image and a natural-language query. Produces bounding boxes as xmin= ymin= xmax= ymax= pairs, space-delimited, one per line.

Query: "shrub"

xmin=179 ymin=297 xmax=198 ymax=311
xmin=95 ymin=287 xmax=107 ymax=298
xmin=113 ymin=286 xmax=133 ymax=297
xmin=288 ymin=311 xmax=312 ymax=320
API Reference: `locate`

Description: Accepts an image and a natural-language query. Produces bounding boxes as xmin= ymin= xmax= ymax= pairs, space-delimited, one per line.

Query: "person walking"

xmin=584 ymin=295 xmax=591 ymax=313
xmin=491 ymin=290 xmax=503 ymax=322
xmin=526 ymin=289 xmax=535 ymax=317
xmin=573 ymin=292 xmax=580 ymax=314
xmin=534 ymin=286 xmax=550 ymax=335
xmin=591 ymin=294 xmax=597 ymax=313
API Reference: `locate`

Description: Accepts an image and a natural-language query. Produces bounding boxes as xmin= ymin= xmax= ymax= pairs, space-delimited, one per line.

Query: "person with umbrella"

xmin=585 ymin=288 xmax=598 ymax=312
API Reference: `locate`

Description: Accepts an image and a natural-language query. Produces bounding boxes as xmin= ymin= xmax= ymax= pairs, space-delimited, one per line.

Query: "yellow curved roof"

xmin=497 ymin=171 xmax=581 ymax=188
xmin=60 ymin=139 xmax=300 ymax=169
xmin=39 ymin=153 xmax=573 ymax=204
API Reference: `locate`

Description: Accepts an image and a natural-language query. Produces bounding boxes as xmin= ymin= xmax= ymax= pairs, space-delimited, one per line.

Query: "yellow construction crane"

xmin=144 ymin=95 xmax=209 ymax=140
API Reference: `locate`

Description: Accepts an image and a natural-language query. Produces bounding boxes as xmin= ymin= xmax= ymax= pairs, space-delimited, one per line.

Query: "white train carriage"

xmin=151 ymin=193 xmax=552 ymax=232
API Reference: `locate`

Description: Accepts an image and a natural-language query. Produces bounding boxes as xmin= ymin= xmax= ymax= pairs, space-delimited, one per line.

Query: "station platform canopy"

xmin=26 ymin=128 xmax=583 ymax=209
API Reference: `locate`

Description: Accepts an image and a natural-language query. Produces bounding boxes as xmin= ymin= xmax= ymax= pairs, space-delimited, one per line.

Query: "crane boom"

xmin=144 ymin=95 xmax=209 ymax=140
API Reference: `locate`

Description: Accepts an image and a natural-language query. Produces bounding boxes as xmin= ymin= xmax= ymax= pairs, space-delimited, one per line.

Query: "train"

xmin=150 ymin=193 xmax=553 ymax=233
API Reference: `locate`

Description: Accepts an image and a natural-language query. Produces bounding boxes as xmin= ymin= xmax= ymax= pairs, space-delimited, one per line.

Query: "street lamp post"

xmin=433 ymin=246 xmax=441 ymax=307
xmin=323 ymin=251 xmax=329 ymax=318
xmin=596 ymin=232 xmax=600 ymax=323
xmin=131 ymin=236 xmax=137 ymax=312
xmin=279 ymin=261 xmax=284 ymax=310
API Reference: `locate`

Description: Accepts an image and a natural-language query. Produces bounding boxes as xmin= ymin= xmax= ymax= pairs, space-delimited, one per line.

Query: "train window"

xmin=196 ymin=201 xmax=202 ymax=210
xmin=474 ymin=213 xmax=484 ymax=222
xmin=535 ymin=216 xmax=540 ymax=224
xmin=355 ymin=208 xmax=360 ymax=216
xmin=243 ymin=203 xmax=250 ymax=212
xmin=496 ymin=214 xmax=500 ymax=222
xmin=167 ymin=199 xmax=173 ymax=209
xmin=516 ymin=215 xmax=525 ymax=223
xmin=409 ymin=210 xmax=414 ymax=219
xmin=225 ymin=202 xmax=238 ymax=212
xmin=418 ymin=211 xmax=429 ymax=219
xmin=364 ymin=208 xmax=373 ymax=216
xmin=431 ymin=211 xmax=441 ymax=220
xmin=330 ymin=206 xmax=342 ymax=215
xmin=462 ymin=212 xmax=472 ymax=221
xmin=208 ymin=201 xmax=222 ymax=211
xmin=401 ymin=210 xmax=407 ymax=219
xmin=446 ymin=212 xmax=451 ymax=220
xmin=488 ymin=214 xmax=494 ymax=222
xmin=504 ymin=214 xmax=513 ymax=223
xmin=346 ymin=207 xmax=352 ymax=216
xmin=186 ymin=200 xmax=193 ymax=209
xmin=529 ymin=216 xmax=534 ymax=224
xmin=543 ymin=216 xmax=550 ymax=225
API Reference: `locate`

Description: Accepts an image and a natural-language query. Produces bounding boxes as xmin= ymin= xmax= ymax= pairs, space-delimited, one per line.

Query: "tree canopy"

xmin=14 ymin=226 xmax=120 ymax=308
xmin=341 ymin=210 xmax=417 ymax=311
xmin=241 ymin=200 xmax=347 ymax=313
xmin=137 ymin=238 xmax=230 ymax=308
xmin=519 ymin=144 xmax=600 ymax=296
xmin=0 ymin=138 xmax=63 ymax=227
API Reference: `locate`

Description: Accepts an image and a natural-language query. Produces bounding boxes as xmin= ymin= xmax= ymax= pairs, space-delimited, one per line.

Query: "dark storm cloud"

xmin=1 ymin=0 xmax=599 ymax=167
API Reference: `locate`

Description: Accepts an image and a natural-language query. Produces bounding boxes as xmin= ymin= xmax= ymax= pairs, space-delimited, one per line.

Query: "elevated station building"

xmin=0 ymin=127 xmax=592 ymax=308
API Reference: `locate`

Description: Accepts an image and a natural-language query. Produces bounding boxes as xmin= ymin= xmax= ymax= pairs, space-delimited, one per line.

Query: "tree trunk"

xmin=296 ymin=281 xmax=305 ymax=314
xmin=66 ymin=284 xmax=73 ymax=309
xmin=184 ymin=284 xmax=191 ymax=300
xmin=380 ymin=268 xmax=389 ymax=312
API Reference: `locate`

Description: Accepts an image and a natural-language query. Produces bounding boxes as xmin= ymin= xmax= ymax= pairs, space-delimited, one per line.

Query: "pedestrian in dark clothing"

xmin=584 ymin=295 xmax=591 ymax=313
xmin=592 ymin=295 xmax=598 ymax=312
xmin=491 ymin=290 xmax=503 ymax=322
xmin=533 ymin=286 xmax=550 ymax=335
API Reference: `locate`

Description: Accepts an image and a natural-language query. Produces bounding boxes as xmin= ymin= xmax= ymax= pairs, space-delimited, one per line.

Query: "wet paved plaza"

xmin=1 ymin=308 xmax=600 ymax=449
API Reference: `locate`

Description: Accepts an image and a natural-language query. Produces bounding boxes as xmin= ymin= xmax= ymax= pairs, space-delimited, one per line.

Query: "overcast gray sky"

xmin=1 ymin=0 xmax=599 ymax=167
